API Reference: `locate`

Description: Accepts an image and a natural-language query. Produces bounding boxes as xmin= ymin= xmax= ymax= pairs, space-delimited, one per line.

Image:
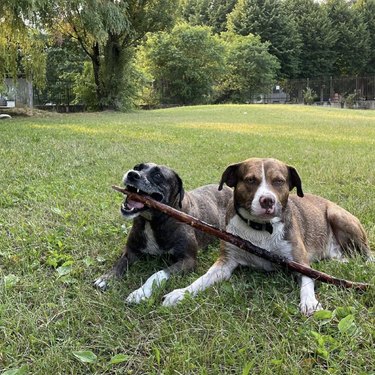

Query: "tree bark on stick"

xmin=112 ymin=185 xmax=370 ymax=291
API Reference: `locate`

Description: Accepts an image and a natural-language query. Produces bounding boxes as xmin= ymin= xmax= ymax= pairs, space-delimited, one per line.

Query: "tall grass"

xmin=0 ymin=105 xmax=374 ymax=374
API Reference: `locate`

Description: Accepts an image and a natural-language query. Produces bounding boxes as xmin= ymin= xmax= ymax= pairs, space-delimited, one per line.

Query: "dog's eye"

xmin=153 ymin=172 xmax=163 ymax=181
xmin=245 ymin=177 xmax=257 ymax=185
xmin=273 ymin=179 xmax=285 ymax=187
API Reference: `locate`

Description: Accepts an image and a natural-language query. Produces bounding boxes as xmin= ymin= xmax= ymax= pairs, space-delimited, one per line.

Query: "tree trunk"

xmin=91 ymin=42 xmax=103 ymax=110
xmin=100 ymin=33 xmax=127 ymax=111
xmin=90 ymin=35 xmax=134 ymax=111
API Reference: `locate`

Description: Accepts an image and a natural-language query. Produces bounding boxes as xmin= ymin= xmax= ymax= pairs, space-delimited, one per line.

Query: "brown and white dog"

xmin=163 ymin=158 xmax=372 ymax=315
xmin=94 ymin=163 xmax=232 ymax=303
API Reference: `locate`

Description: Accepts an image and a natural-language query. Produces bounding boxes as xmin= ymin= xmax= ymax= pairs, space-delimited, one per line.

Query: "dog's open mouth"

xmin=121 ymin=185 xmax=164 ymax=215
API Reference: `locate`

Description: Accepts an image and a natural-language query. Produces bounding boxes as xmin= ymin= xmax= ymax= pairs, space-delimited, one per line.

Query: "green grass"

xmin=0 ymin=104 xmax=374 ymax=374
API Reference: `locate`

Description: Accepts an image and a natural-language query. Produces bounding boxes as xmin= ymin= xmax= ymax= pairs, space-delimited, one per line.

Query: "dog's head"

xmin=219 ymin=158 xmax=303 ymax=222
xmin=120 ymin=163 xmax=184 ymax=219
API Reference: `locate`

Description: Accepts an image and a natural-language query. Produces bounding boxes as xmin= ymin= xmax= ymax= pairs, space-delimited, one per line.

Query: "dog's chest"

xmin=141 ymin=222 xmax=164 ymax=255
xmin=226 ymin=215 xmax=293 ymax=265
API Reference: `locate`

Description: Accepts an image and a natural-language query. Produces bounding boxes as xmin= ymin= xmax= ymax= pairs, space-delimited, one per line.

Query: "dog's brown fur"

xmin=163 ymin=158 xmax=371 ymax=314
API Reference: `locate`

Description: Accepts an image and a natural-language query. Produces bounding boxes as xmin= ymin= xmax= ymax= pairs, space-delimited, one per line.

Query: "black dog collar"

xmin=235 ymin=209 xmax=273 ymax=234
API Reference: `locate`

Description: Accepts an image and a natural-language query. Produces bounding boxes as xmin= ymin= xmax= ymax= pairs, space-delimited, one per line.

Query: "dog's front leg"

xmin=162 ymin=258 xmax=238 ymax=307
xmin=94 ymin=247 xmax=138 ymax=290
xmin=126 ymin=257 xmax=196 ymax=304
xmin=125 ymin=270 xmax=170 ymax=304
xmin=299 ymin=275 xmax=323 ymax=316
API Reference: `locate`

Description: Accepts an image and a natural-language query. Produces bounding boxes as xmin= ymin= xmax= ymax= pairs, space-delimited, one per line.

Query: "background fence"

xmin=262 ymin=76 xmax=375 ymax=108
xmin=3 ymin=75 xmax=375 ymax=110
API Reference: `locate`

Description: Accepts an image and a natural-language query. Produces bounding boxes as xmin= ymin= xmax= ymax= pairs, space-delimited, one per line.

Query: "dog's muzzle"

xmin=121 ymin=184 xmax=164 ymax=216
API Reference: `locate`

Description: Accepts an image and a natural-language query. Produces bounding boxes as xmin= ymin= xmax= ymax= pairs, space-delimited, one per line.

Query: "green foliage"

xmin=34 ymin=39 xmax=87 ymax=105
xmin=72 ymin=62 xmax=99 ymax=110
xmin=344 ymin=91 xmax=361 ymax=109
xmin=215 ymin=32 xmax=279 ymax=102
xmin=325 ymin=0 xmax=371 ymax=75
xmin=40 ymin=0 xmax=178 ymax=110
xmin=284 ymin=0 xmax=337 ymax=78
xmin=72 ymin=351 xmax=98 ymax=364
xmin=308 ymin=306 xmax=362 ymax=367
xmin=355 ymin=0 xmax=375 ymax=74
xmin=227 ymin=0 xmax=302 ymax=78
xmin=139 ymin=26 xmax=278 ymax=105
xmin=142 ymin=23 xmax=225 ymax=104
xmin=0 ymin=7 xmax=46 ymax=89
xmin=303 ymin=87 xmax=317 ymax=105
xmin=181 ymin=0 xmax=237 ymax=33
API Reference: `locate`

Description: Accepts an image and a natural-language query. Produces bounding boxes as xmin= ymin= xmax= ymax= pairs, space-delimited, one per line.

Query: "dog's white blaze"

xmin=143 ymin=222 xmax=163 ymax=255
xmin=299 ymin=276 xmax=322 ymax=316
xmin=162 ymin=261 xmax=238 ymax=306
xmin=251 ymin=163 xmax=276 ymax=215
xmin=126 ymin=270 xmax=169 ymax=304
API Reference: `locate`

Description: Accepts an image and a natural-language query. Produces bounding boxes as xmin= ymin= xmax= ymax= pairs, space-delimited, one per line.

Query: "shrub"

xmin=303 ymin=87 xmax=317 ymax=105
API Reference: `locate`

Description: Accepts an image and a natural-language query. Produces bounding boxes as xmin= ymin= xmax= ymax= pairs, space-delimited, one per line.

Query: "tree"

xmin=227 ymin=0 xmax=302 ymax=78
xmin=284 ymin=0 xmax=337 ymax=78
xmin=41 ymin=0 xmax=177 ymax=110
xmin=324 ymin=0 xmax=370 ymax=75
xmin=0 ymin=1 xmax=46 ymax=93
xmin=216 ymin=32 xmax=280 ymax=102
xmin=34 ymin=38 xmax=87 ymax=106
xmin=355 ymin=0 xmax=375 ymax=74
xmin=180 ymin=0 xmax=211 ymax=27
xmin=181 ymin=0 xmax=237 ymax=33
xmin=141 ymin=23 xmax=225 ymax=104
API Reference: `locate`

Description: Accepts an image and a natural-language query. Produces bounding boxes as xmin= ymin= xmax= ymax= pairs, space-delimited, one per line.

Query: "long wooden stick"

xmin=112 ymin=185 xmax=370 ymax=291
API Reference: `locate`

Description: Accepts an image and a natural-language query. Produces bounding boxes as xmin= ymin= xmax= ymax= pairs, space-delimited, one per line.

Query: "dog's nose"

xmin=259 ymin=195 xmax=275 ymax=209
xmin=127 ymin=171 xmax=141 ymax=181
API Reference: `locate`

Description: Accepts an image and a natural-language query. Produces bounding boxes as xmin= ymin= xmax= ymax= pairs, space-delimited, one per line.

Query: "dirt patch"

xmin=0 ymin=107 xmax=61 ymax=118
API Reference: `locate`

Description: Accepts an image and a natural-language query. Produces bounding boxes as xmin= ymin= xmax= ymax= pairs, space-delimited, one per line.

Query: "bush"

xmin=214 ymin=32 xmax=280 ymax=103
xmin=303 ymin=87 xmax=317 ymax=105
xmin=344 ymin=91 xmax=360 ymax=109
xmin=72 ymin=62 xmax=99 ymax=110
xmin=140 ymin=23 xmax=225 ymax=105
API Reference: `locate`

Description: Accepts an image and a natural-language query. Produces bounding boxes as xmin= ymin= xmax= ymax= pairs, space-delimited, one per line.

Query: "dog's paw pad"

xmin=162 ymin=288 xmax=188 ymax=307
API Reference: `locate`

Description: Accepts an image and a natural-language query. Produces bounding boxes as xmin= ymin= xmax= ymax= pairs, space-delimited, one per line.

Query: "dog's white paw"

xmin=299 ymin=298 xmax=323 ymax=316
xmin=126 ymin=287 xmax=151 ymax=304
xmin=93 ymin=277 xmax=109 ymax=291
xmin=162 ymin=288 xmax=189 ymax=307
xmin=126 ymin=270 xmax=170 ymax=304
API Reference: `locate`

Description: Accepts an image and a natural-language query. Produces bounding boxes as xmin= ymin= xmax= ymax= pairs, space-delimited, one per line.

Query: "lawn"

xmin=0 ymin=104 xmax=374 ymax=374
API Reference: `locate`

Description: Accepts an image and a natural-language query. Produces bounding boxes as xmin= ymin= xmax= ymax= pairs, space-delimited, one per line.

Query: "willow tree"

xmin=0 ymin=1 xmax=46 ymax=100
xmin=43 ymin=0 xmax=177 ymax=110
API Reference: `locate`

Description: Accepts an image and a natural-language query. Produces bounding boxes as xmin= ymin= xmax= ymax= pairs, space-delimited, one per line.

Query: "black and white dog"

xmin=94 ymin=163 xmax=232 ymax=303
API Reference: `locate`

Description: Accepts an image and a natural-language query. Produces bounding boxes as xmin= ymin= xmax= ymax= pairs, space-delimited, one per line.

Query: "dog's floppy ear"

xmin=175 ymin=172 xmax=185 ymax=208
xmin=219 ymin=162 xmax=241 ymax=190
xmin=288 ymin=165 xmax=304 ymax=197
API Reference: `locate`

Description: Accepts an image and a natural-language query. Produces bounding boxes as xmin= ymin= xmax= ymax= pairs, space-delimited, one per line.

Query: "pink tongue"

xmin=127 ymin=199 xmax=144 ymax=209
